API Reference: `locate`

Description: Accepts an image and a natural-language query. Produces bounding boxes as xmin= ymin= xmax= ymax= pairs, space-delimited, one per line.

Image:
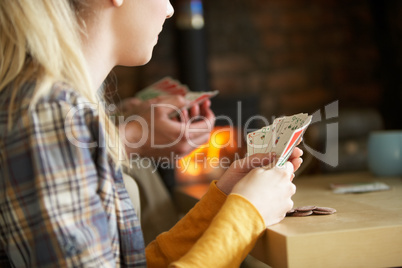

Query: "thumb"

xmin=152 ymin=96 xmax=190 ymax=120
xmin=273 ymin=161 xmax=295 ymax=180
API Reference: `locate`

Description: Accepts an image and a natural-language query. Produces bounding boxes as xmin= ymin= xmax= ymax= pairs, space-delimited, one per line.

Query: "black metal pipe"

xmin=174 ymin=0 xmax=210 ymax=92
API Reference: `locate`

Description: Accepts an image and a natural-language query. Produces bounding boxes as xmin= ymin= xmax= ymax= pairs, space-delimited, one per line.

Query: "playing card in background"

xmin=136 ymin=77 xmax=219 ymax=117
xmin=170 ymin=90 xmax=219 ymax=118
xmin=136 ymin=77 xmax=188 ymax=100
xmin=330 ymin=181 xmax=390 ymax=194
xmin=247 ymin=113 xmax=312 ymax=167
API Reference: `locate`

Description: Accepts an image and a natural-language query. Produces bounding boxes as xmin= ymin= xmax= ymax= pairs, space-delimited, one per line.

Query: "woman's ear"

xmin=112 ymin=0 xmax=123 ymax=7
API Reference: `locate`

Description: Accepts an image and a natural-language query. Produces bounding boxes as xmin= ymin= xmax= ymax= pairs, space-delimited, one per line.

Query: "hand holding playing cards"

xmin=118 ymin=95 xmax=212 ymax=119
xmin=216 ymin=153 xmax=277 ymax=195
xmin=121 ymin=95 xmax=215 ymax=158
xmin=216 ymin=148 xmax=303 ymax=195
xmin=118 ymin=97 xmax=151 ymax=118
xmin=231 ymin=162 xmax=296 ymax=227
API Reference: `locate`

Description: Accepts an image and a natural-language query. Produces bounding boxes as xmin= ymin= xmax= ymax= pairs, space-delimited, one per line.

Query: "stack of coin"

xmin=286 ymin=206 xmax=336 ymax=217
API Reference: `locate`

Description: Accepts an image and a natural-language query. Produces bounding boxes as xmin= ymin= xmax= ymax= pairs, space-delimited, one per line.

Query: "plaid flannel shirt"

xmin=0 ymin=83 xmax=146 ymax=267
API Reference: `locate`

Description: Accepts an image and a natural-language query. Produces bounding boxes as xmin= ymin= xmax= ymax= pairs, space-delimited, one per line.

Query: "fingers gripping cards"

xmin=136 ymin=77 xmax=219 ymax=118
xmin=136 ymin=77 xmax=190 ymax=100
xmin=247 ymin=113 xmax=312 ymax=167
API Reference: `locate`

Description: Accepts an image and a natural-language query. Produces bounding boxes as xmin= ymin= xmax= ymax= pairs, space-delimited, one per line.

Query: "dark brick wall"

xmin=111 ymin=0 xmax=402 ymax=128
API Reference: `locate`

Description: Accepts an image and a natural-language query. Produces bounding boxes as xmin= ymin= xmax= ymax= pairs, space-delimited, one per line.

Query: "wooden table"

xmin=174 ymin=172 xmax=402 ymax=268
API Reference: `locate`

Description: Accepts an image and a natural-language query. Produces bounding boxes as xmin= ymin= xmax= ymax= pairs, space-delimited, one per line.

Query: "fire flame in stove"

xmin=177 ymin=126 xmax=242 ymax=180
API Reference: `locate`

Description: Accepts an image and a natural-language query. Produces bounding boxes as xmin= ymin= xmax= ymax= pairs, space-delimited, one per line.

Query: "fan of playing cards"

xmin=247 ymin=113 xmax=312 ymax=167
xmin=136 ymin=77 xmax=219 ymax=118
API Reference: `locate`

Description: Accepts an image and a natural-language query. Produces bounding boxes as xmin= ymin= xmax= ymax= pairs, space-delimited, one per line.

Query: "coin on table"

xmin=295 ymin=205 xmax=317 ymax=212
xmin=313 ymin=207 xmax=337 ymax=215
xmin=292 ymin=210 xmax=313 ymax=217
xmin=286 ymin=209 xmax=296 ymax=216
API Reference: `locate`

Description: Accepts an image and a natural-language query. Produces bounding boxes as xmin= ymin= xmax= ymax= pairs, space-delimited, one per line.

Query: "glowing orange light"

xmin=177 ymin=126 xmax=241 ymax=181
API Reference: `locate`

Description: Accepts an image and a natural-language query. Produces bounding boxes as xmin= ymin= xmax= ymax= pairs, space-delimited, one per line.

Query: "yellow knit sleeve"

xmin=145 ymin=181 xmax=227 ymax=267
xmin=169 ymin=194 xmax=265 ymax=268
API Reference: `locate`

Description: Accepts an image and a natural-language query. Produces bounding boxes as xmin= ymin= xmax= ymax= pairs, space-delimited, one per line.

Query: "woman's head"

xmin=106 ymin=0 xmax=174 ymax=66
xmin=73 ymin=0 xmax=174 ymax=89
xmin=0 ymin=0 xmax=174 ymax=92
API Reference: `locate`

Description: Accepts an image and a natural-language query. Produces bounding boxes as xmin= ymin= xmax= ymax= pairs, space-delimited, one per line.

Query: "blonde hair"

xmin=0 ymin=0 xmax=123 ymax=165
